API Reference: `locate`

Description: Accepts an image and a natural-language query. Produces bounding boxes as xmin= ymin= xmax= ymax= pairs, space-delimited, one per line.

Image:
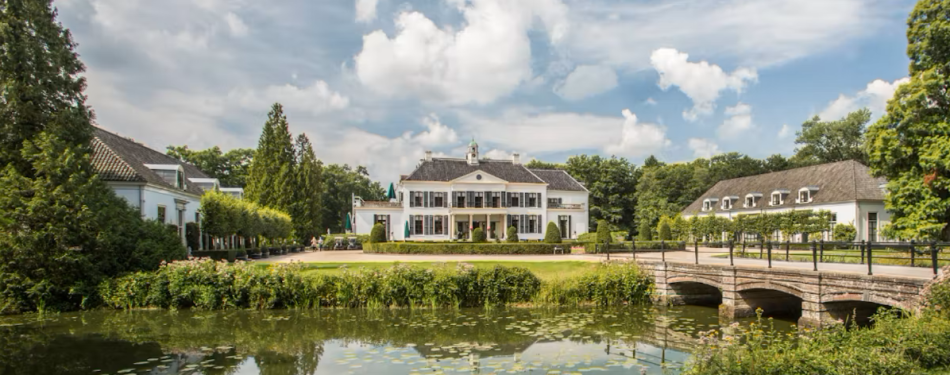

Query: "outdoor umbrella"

xmin=404 ymin=221 xmax=410 ymax=239
xmin=387 ymin=183 xmax=396 ymax=200
xmin=345 ymin=212 xmax=352 ymax=232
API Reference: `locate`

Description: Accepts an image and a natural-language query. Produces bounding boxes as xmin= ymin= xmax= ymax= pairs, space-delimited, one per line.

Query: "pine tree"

xmin=245 ymin=103 xmax=281 ymax=206
xmin=272 ymin=110 xmax=296 ymax=212
xmin=292 ymin=134 xmax=323 ymax=244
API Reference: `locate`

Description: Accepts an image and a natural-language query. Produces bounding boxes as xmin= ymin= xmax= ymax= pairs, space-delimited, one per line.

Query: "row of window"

xmin=403 ymin=214 xmax=547 ymax=235
xmin=703 ymin=187 xmax=819 ymax=211
xmin=407 ymin=191 xmax=545 ymax=208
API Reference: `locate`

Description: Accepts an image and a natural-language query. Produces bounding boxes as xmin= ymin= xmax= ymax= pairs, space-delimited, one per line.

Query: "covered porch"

xmin=450 ymin=212 xmax=509 ymax=240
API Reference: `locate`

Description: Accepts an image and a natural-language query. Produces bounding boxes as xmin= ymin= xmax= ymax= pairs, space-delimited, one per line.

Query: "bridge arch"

xmin=735 ymin=281 xmax=806 ymax=299
xmin=665 ymin=277 xmax=723 ymax=307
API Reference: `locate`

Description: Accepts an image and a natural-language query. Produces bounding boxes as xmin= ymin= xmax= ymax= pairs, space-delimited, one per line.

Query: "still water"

xmin=0 ymin=306 xmax=793 ymax=375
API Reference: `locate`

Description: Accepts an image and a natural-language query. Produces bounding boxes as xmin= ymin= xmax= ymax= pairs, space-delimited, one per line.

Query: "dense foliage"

xmin=364 ymin=242 xmax=563 ymax=254
xmin=793 ymin=109 xmax=871 ymax=166
xmin=833 ymin=223 xmax=858 ymax=242
xmin=166 ymin=145 xmax=254 ymax=187
xmin=865 ymin=0 xmax=950 ymax=240
xmin=98 ymin=260 xmax=652 ymax=309
xmin=320 ymin=164 xmax=386 ymax=233
xmin=369 ymin=223 xmax=387 ymax=243
xmin=506 ymin=226 xmax=519 ymax=243
xmin=200 ymin=190 xmax=292 ymax=248
xmin=544 ymin=222 xmax=561 ymax=243
xmin=0 ymin=1 xmax=185 ymax=313
xmin=658 ymin=219 xmax=672 ymax=241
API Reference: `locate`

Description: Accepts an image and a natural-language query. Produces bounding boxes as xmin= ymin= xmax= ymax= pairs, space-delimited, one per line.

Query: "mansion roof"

xmin=91 ymin=127 xmax=211 ymax=196
xmin=682 ymin=160 xmax=886 ymax=216
xmin=528 ymin=169 xmax=587 ymax=191
xmin=403 ymin=158 xmax=587 ymax=191
xmin=405 ymin=158 xmax=545 ymax=184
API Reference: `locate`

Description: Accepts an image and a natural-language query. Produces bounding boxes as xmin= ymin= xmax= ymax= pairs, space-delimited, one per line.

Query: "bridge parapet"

xmin=639 ymin=260 xmax=930 ymax=327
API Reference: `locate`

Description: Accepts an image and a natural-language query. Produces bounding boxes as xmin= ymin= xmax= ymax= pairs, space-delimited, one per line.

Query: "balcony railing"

xmin=549 ymin=203 xmax=584 ymax=209
xmin=451 ymin=202 xmax=503 ymax=208
xmin=359 ymin=201 xmax=402 ymax=208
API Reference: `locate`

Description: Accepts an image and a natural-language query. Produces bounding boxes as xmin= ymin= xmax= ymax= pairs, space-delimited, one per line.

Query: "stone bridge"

xmin=638 ymin=261 xmax=931 ymax=327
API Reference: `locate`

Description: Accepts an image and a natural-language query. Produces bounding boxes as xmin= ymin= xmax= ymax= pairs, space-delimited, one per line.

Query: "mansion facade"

xmin=681 ymin=160 xmax=889 ymax=242
xmin=353 ymin=141 xmax=589 ymax=241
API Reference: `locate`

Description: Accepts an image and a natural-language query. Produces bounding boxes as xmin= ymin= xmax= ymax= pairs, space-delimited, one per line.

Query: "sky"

xmin=56 ymin=0 xmax=916 ymax=184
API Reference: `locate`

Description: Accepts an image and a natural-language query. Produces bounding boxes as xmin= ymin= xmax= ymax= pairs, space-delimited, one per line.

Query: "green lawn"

xmin=258 ymin=261 xmax=600 ymax=281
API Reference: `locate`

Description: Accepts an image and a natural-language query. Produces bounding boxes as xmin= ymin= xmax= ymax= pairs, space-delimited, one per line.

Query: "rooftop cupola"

xmin=467 ymin=137 xmax=479 ymax=165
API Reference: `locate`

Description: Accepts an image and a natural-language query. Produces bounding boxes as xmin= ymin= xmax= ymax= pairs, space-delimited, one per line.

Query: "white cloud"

xmin=553 ymin=65 xmax=618 ymax=101
xmin=355 ymin=0 xmax=378 ymax=23
xmin=818 ymin=77 xmax=909 ymax=121
xmin=228 ymin=80 xmax=350 ymax=116
xmin=778 ymin=124 xmax=791 ymax=139
xmin=354 ymin=0 xmax=569 ymax=104
xmin=482 ymin=149 xmax=530 ymax=162
xmin=650 ymin=48 xmax=757 ymax=121
xmin=414 ymin=114 xmax=459 ymax=146
xmin=718 ymin=102 xmax=754 ymax=138
xmin=688 ymin=138 xmax=721 ymax=158
xmin=224 ymin=12 xmax=248 ymax=37
xmin=604 ymin=109 xmax=671 ymax=157
xmin=566 ymin=0 xmax=890 ymax=70
xmin=644 ymin=97 xmax=657 ymax=106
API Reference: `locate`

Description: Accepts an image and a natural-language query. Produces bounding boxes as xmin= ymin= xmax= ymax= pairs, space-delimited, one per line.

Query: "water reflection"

xmin=0 ymin=306 xmax=793 ymax=375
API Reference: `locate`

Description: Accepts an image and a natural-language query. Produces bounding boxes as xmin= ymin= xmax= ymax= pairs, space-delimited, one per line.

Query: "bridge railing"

xmin=700 ymin=239 xmax=950 ymax=277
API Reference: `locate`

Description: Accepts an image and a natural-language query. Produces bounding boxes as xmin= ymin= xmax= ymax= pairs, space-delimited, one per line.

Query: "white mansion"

xmin=353 ymin=140 xmax=590 ymax=241
xmin=681 ymin=160 xmax=889 ymax=242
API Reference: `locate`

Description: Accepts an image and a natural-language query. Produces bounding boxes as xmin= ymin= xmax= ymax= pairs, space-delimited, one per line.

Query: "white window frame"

xmin=721 ymin=199 xmax=731 ymax=210
xmin=703 ymin=198 xmax=719 ymax=212
xmin=770 ymin=193 xmax=781 ymax=206
xmin=798 ymin=190 xmax=810 ymax=203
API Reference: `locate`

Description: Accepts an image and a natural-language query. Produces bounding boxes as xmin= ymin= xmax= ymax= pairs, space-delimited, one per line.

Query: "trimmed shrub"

xmin=506 ymin=226 xmax=519 ymax=243
xmin=544 ymin=222 xmax=562 ymax=243
xmin=369 ymin=223 xmax=387 ymax=243
xmin=536 ymin=262 xmax=653 ymax=306
xmin=596 ymin=220 xmax=611 ymax=244
xmin=638 ymin=219 xmax=653 ymax=241
xmin=833 ymin=223 xmax=858 ymax=242
xmin=472 ymin=227 xmax=487 ymax=243
xmin=658 ymin=220 xmax=672 ymax=241
xmin=364 ymin=242 xmax=561 ymax=254
xmin=191 ymin=248 xmax=248 ymax=262
xmin=577 ymin=232 xmax=596 ymax=242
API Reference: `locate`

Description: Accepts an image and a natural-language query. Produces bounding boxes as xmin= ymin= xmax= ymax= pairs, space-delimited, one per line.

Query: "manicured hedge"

xmin=192 ymin=248 xmax=249 ymax=262
xmin=364 ymin=242 xmax=565 ymax=254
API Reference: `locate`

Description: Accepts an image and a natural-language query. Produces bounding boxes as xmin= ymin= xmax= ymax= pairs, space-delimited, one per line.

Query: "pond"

xmin=0 ymin=306 xmax=794 ymax=375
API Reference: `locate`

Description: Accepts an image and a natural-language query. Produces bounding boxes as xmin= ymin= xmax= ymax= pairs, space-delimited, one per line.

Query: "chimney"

xmin=424 ymin=150 xmax=432 ymax=161
xmin=512 ymin=153 xmax=521 ymax=165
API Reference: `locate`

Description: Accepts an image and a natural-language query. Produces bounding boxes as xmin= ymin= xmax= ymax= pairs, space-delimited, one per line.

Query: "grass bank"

xmin=98 ymin=259 xmax=653 ymax=310
xmin=684 ymin=268 xmax=950 ymax=375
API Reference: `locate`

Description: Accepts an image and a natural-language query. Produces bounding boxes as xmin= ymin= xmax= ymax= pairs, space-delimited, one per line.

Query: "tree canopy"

xmin=865 ymin=0 xmax=950 ymax=240
xmin=166 ymin=145 xmax=254 ymax=187
xmin=793 ymin=109 xmax=871 ymax=166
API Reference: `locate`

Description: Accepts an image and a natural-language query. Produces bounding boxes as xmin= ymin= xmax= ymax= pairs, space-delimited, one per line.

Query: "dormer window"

xmin=797 ymin=186 xmax=819 ymax=203
xmin=721 ymin=196 xmax=738 ymax=210
xmin=702 ymin=197 xmax=719 ymax=211
xmin=744 ymin=193 xmax=762 ymax=208
xmin=146 ymin=164 xmax=185 ymax=189
xmin=770 ymin=189 xmax=790 ymax=206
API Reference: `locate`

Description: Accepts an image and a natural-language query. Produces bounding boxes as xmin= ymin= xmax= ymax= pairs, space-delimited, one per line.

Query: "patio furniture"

xmin=333 ymin=237 xmax=344 ymax=250
xmin=347 ymin=237 xmax=357 ymax=250
xmin=553 ymin=246 xmax=564 ymax=255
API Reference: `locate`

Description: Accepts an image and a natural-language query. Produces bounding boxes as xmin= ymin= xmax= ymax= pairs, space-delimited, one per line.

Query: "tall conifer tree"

xmin=292 ymin=134 xmax=323 ymax=243
xmin=245 ymin=103 xmax=282 ymax=207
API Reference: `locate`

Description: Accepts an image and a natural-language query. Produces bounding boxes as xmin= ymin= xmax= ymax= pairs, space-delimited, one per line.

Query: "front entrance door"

xmin=559 ymin=218 xmax=569 ymax=238
xmin=489 ymin=221 xmax=498 ymax=238
xmin=456 ymin=221 xmax=468 ymax=239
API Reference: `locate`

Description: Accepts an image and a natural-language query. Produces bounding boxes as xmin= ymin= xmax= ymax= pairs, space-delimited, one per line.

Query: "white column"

xmin=469 ymin=214 xmax=473 ymax=240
